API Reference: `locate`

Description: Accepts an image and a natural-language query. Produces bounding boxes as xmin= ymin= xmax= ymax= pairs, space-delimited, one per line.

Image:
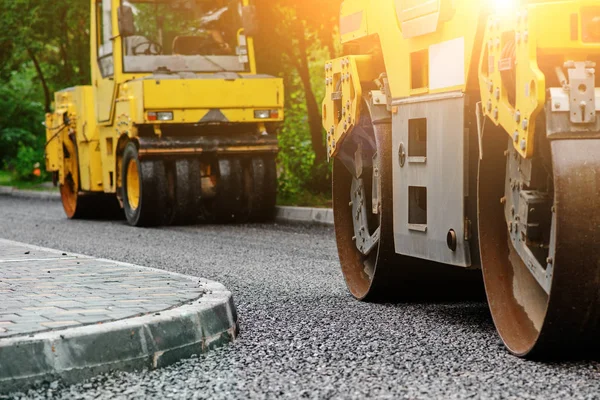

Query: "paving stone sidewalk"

xmin=0 ymin=239 xmax=238 ymax=394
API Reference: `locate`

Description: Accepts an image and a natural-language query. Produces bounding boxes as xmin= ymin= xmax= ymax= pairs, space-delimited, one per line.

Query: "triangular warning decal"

xmin=200 ymin=109 xmax=228 ymax=123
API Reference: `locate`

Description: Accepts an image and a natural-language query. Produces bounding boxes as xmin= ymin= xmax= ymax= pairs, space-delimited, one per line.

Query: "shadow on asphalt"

xmin=423 ymin=302 xmax=494 ymax=332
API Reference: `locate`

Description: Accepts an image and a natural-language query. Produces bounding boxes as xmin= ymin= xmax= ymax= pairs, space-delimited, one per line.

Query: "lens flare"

xmin=492 ymin=0 xmax=519 ymax=16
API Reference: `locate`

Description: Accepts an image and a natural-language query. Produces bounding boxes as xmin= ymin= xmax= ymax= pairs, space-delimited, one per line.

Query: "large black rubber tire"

xmin=199 ymin=155 xmax=277 ymax=224
xmin=122 ymin=142 xmax=169 ymax=227
xmin=247 ymin=156 xmax=277 ymax=222
xmin=170 ymin=158 xmax=203 ymax=225
xmin=213 ymin=157 xmax=245 ymax=223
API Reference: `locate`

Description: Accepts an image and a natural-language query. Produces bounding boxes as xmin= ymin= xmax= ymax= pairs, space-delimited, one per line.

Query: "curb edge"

xmin=0 ymin=188 xmax=334 ymax=226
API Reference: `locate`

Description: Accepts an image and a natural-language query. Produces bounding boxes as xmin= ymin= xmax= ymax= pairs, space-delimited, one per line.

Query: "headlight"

xmin=147 ymin=111 xmax=174 ymax=121
xmin=157 ymin=112 xmax=174 ymax=121
xmin=254 ymin=110 xmax=280 ymax=119
xmin=254 ymin=110 xmax=270 ymax=119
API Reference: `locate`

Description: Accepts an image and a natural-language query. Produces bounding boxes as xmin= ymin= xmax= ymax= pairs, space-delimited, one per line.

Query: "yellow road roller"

xmin=45 ymin=0 xmax=283 ymax=226
xmin=323 ymin=0 xmax=600 ymax=357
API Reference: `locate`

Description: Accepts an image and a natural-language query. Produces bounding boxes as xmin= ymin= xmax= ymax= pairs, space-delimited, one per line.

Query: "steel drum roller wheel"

xmin=333 ymin=103 xmax=480 ymax=301
xmin=60 ymin=177 xmax=79 ymax=219
xmin=479 ymin=127 xmax=600 ymax=357
xmin=60 ymin=139 xmax=122 ymax=220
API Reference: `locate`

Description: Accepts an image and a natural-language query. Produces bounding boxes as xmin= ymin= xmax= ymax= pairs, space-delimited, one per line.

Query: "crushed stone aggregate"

xmin=1 ymin=197 xmax=599 ymax=399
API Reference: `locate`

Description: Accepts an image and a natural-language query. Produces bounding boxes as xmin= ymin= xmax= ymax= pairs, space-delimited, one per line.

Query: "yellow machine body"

xmin=46 ymin=87 xmax=104 ymax=192
xmin=324 ymin=0 xmax=600 ymax=158
xmin=46 ymin=0 xmax=284 ymax=197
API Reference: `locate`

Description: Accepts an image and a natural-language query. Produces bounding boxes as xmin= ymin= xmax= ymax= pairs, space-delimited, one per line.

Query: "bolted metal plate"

xmin=391 ymin=92 xmax=471 ymax=267
xmin=565 ymin=61 xmax=597 ymax=124
xmin=351 ymin=177 xmax=380 ymax=256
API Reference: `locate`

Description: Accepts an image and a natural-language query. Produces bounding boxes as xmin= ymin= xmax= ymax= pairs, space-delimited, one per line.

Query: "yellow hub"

xmin=126 ymin=159 xmax=141 ymax=210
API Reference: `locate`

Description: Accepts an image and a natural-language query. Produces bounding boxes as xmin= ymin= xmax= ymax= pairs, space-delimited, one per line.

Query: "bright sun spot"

xmin=492 ymin=0 xmax=519 ymax=16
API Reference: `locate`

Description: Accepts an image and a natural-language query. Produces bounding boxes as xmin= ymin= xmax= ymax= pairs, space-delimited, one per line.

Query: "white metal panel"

xmin=391 ymin=92 xmax=471 ymax=267
xmin=428 ymin=37 xmax=465 ymax=90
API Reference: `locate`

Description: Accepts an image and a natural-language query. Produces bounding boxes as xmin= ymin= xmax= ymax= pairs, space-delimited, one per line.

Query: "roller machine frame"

xmin=322 ymin=0 xmax=600 ymax=357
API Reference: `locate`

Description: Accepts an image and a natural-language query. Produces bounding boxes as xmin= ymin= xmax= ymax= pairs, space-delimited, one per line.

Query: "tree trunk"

xmin=59 ymin=7 xmax=72 ymax=84
xmin=76 ymin=16 xmax=91 ymax=84
xmin=323 ymin=27 xmax=337 ymax=59
xmin=27 ymin=48 xmax=51 ymax=113
xmin=292 ymin=20 xmax=327 ymax=166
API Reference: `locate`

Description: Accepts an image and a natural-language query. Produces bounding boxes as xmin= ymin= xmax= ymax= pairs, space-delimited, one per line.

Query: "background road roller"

xmin=45 ymin=0 xmax=283 ymax=226
xmin=323 ymin=0 xmax=600 ymax=358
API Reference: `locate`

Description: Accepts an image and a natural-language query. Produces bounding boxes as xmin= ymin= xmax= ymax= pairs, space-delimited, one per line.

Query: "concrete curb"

xmin=0 ymin=239 xmax=238 ymax=394
xmin=0 ymin=186 xmax=60 ymax=201
xmin=0 ymin=186 xmax=334 ymax=226
xmin=275 ymin=206 xmax=334 ymax=226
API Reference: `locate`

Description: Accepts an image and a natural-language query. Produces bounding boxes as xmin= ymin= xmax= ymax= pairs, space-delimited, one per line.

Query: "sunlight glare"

xmin=492 ymin=0 xmax=519 ymax=16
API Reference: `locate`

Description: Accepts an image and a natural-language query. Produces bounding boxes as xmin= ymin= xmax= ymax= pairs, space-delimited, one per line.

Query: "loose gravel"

xmin=1 ymin=196 xmax=599 ymax=399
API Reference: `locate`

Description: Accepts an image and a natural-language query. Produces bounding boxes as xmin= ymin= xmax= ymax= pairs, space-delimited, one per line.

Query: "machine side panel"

xmin=73 ymin=86 xmax=103 ymax=192
xmin=392 ymin=92 xmax=471 ymax=267
xmin=142 ymin=78 xmax=283 ymax=111
xmin=45 ymin=90 xmax=72 ymax=175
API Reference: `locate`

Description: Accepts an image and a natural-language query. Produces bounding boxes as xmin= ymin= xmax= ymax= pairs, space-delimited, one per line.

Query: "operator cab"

xmin=99 ymin=0 xmax=250 ymax=75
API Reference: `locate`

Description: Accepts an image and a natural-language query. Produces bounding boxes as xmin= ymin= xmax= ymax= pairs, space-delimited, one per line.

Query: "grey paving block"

xmin=0 ymin=239 xmax=238 ymax=394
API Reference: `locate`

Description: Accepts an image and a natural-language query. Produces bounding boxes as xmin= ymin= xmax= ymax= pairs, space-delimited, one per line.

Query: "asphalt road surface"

xmin=1 ymin=196 xmax=599 ymax=400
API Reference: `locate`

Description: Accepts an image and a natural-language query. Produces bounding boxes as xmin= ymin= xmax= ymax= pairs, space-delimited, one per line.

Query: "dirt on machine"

xmin=45 ymin=0 xmax=283 ymax=227
xmin=323 ymin=0 xmax=600 ymax=358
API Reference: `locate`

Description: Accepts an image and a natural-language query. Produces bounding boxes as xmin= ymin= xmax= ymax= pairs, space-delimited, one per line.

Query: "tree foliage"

xmin=0 ymin=0 xmax=90 ymax=111
xmin=254 ymin=0 xmax=342 ymax=197
xmin=0 ymin=0 xmax=90 ymax=181
xmin=0 ymin=68 xmax=47 ymax=180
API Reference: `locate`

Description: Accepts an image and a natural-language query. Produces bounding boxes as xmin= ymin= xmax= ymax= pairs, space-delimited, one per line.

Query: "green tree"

xmin=254 ymin=0 xmax=342 ymax=196
xmin=0 ymin=0 xmax=90 ymax=112
xmin=0 ymin=0 xmax=90 ymax=179
xmin=0 ymin=68 xmax=46 ymax=178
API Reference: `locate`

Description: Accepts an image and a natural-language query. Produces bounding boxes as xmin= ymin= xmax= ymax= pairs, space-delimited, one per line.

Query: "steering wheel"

xmin=132 ymin=40 xmax=163 ymax=56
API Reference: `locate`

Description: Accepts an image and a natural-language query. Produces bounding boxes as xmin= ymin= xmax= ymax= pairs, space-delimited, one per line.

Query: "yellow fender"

xmin=478 ymin=7 xmax=545 ymax=159
xmin=323 ymin=55 xmax=380 ymax=159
